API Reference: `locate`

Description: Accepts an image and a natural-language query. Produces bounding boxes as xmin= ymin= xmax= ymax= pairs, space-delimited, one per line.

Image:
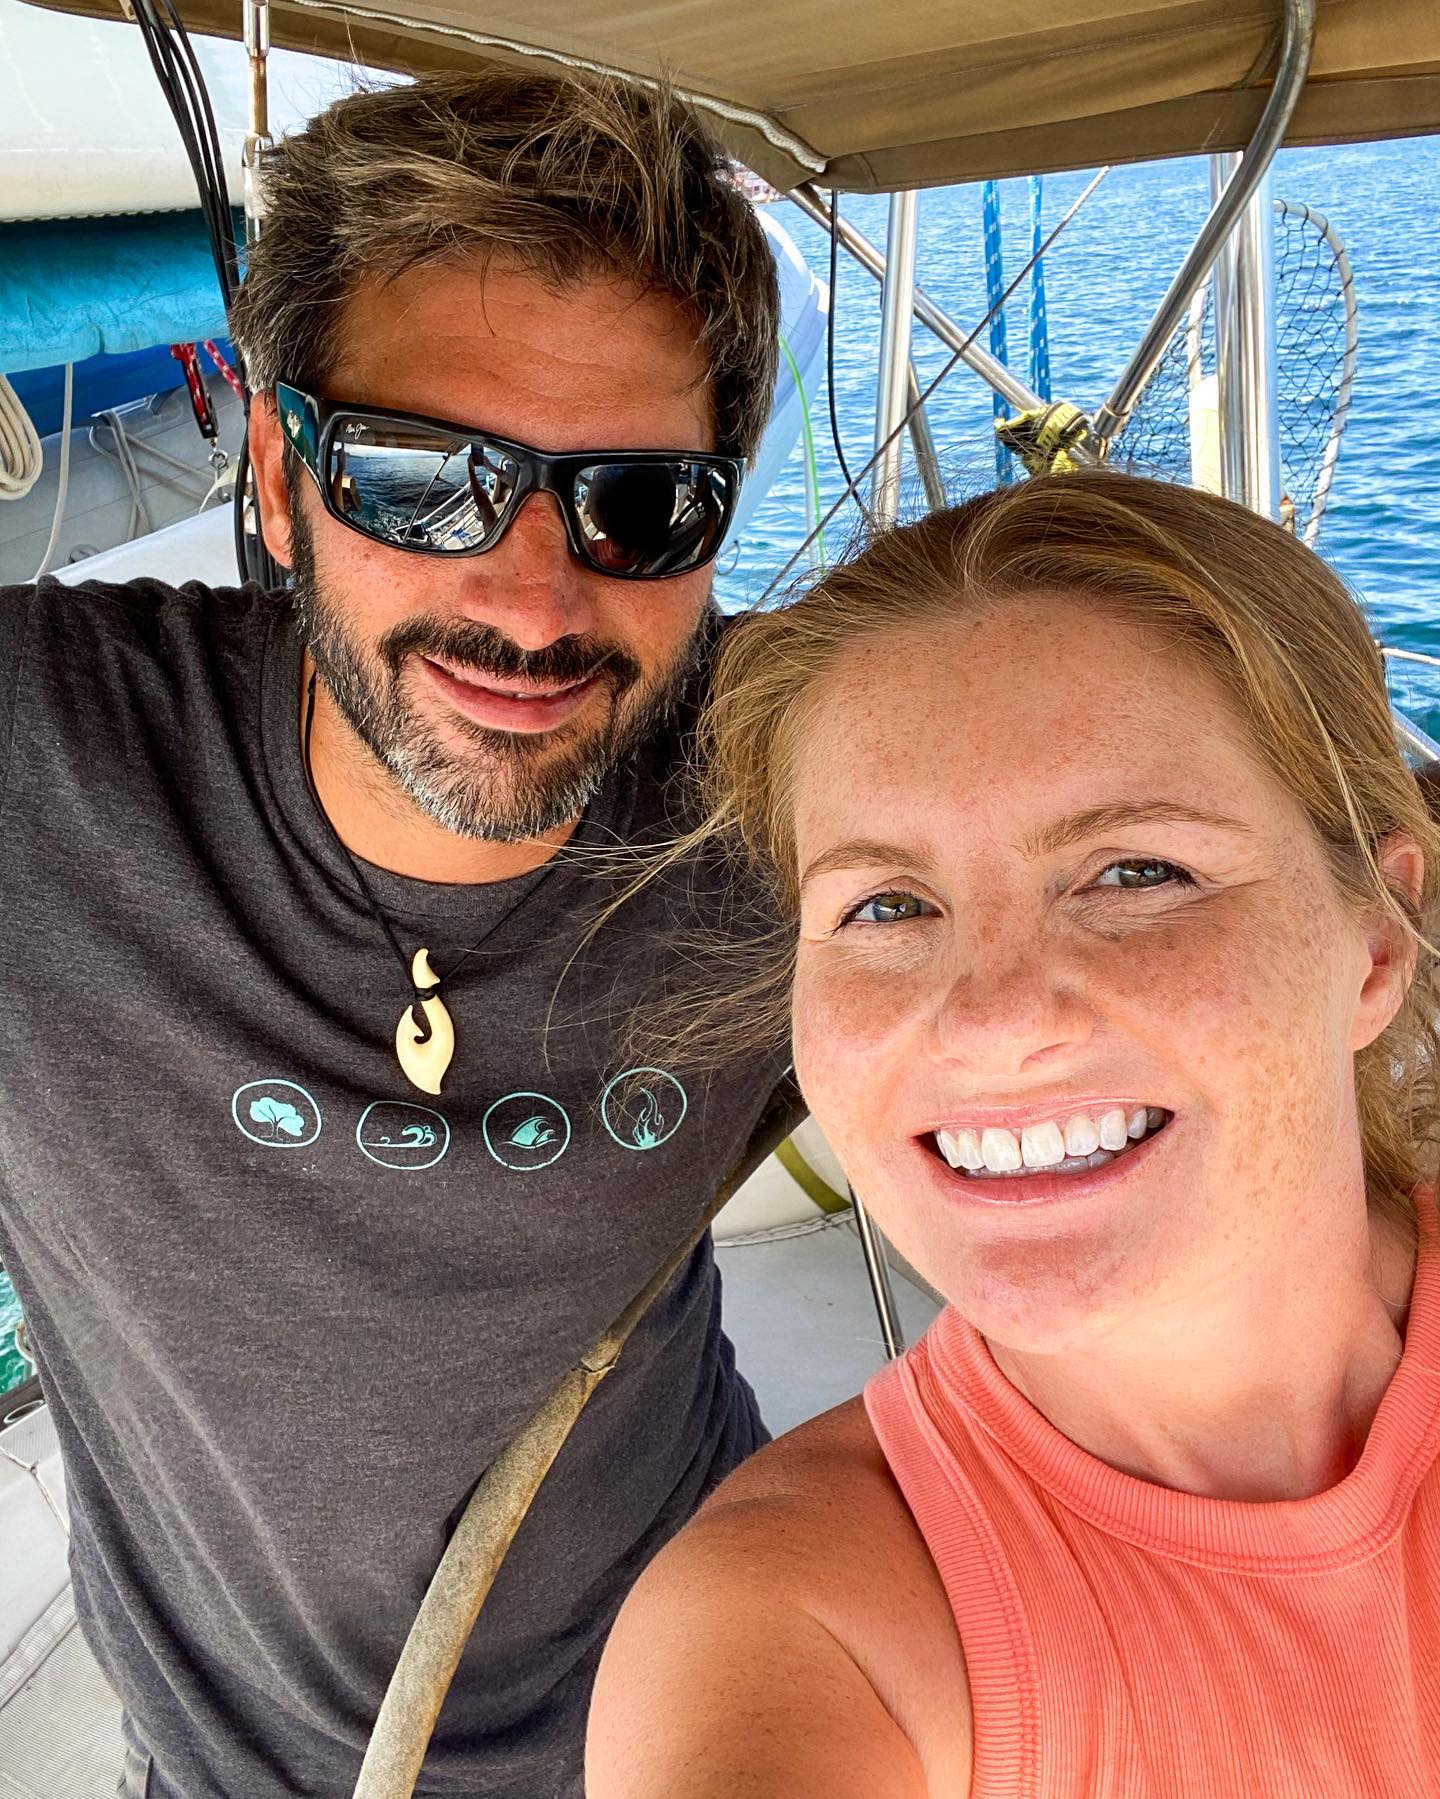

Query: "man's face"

xmin=254 ymin=259 xmax=720 ymax=841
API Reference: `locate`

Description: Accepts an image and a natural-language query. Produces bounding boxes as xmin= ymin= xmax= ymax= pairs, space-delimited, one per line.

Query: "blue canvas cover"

xmin=0 ymin=210 xmax=231 ymax=375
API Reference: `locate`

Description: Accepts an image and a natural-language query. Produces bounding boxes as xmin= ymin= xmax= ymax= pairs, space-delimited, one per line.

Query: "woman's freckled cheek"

xmin=793 ymin=956 xmax=925 ymax=1160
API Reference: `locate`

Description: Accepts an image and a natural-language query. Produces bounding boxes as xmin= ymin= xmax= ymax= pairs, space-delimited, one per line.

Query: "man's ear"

xmin=1351 ymin=832 xmax=1425 ymax=1051
xmin=247 ymin=394 xmax=296 ymax=570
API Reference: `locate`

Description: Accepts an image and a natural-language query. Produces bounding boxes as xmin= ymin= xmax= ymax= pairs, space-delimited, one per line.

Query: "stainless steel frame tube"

xmin=1211 ymin=153 xmax=1282 ymax=517
xmin=872 ymin=190 xmax=919 ymax=520
xmin=242 ymin=0 xmax=273 ymax=244
xmin=1092 ymin=0 xmax=1316 ymax=445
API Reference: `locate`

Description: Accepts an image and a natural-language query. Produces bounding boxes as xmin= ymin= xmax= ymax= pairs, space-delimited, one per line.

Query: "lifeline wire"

xmin=759 ymin=165 xmax=1109 ymax=607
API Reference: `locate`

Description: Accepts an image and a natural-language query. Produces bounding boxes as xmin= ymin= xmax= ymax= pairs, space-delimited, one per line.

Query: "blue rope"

xmin=1029 ymin=174 xmax=1052 ymax=403
xmin=982 ymin=179 xmax=1012 ymax=483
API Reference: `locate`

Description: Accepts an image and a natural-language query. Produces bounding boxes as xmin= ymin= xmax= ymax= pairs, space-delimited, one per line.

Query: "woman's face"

xmin=790 ymin=595 xmax=1413 ymax=1352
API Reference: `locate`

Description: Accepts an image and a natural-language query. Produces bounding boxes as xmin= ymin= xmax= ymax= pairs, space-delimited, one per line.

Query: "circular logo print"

xmin=356 ymin=1101 xmax=451 ymax=1171
xmin=601 ymin=1068 xmax=688 ymax=1152
xmin=482 ymin=1092 xmax=572 ymax=1171
xmin=232 ymin=1078 xmax=322 ymax=1149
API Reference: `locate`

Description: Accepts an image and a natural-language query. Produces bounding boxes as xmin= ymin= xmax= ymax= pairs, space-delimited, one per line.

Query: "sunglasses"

xmin=274 ymin=383 xmax=743 ymax=581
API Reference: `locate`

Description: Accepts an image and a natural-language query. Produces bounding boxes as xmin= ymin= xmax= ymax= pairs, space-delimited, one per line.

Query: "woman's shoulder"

xmin=695 ymin=1391 xmax=927 ymax=1559
xmin=586 ymin=1396 xmax=972 ymax=1799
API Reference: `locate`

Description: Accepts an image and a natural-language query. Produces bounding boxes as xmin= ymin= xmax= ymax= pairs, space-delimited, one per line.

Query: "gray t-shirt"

xmin=0 ymin=577 xmax=793 ymax=1798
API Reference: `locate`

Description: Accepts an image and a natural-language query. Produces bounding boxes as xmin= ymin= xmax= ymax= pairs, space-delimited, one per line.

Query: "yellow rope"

xmin=994 ymin=401 xmax=1089 ymax=475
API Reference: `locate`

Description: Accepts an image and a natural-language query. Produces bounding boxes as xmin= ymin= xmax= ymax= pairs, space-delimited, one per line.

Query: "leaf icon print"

xmin=250 ymin=1096 xmax=305 ymax=1140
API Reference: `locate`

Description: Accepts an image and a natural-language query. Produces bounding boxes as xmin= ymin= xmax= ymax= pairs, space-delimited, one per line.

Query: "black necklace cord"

xmin=299 ymin=665 xmax=568 ymax=1049
xmin=302 ymin=669 xmax=439 ymax=1039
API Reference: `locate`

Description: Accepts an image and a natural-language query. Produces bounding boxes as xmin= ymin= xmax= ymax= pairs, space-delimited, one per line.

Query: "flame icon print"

xmin=630 ymin=1088 xmax=666 ymax=1149
xmin=601 ymin=1068 xmax=688 ymax=1152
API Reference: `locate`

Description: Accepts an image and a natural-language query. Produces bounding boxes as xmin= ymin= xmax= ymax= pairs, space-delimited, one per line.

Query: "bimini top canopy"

xmin=14 ymin=0 xmax=1440 ymax=192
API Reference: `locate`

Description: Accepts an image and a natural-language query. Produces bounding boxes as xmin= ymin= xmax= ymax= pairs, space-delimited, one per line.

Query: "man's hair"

xmin=229 ymin=69 xmax=781 ymax=461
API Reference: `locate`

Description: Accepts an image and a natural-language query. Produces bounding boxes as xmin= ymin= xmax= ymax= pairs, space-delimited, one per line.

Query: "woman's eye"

xmin=1091 ymin=858 xmax=1194 ymax=891
xmin=844 ymin=890 xmax=934 ymax=926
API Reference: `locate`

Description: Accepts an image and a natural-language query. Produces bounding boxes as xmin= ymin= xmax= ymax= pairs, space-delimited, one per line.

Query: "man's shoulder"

xmin=2 ymin=573 xmax=290 ymax=717
xmin=0 ymin=575 xmax=290 ymax=799
xmin=2 ymin=573 xmax=281 ymax=652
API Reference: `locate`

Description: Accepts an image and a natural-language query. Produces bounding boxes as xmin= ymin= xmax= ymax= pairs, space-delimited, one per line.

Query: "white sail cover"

xmin=0 ymin=0 xmax=362 ymax=219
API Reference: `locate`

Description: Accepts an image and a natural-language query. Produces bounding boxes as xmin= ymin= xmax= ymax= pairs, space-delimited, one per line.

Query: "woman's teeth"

xmin=935 ymin=1107 xmax=1167 ymax=1178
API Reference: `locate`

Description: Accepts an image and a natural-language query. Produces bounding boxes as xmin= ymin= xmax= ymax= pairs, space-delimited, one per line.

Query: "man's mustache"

xmin=379 ymin=617 xmax=642 ymax=693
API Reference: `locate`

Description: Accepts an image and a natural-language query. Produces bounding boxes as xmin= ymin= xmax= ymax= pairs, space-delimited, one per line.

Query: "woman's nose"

xmin=927 ymin=944 xmax=1095 ymax=1080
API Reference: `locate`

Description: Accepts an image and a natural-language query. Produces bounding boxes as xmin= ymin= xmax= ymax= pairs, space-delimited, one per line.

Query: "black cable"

xmin=233 ymin=430 xmax=253 ymax=583
xmin=128 ymin=0 xmax=287 ymax=588
xmin=232 ymin=403 xmax=287 ymax=589
xmin=131 ymin=0 xmax=238 ymax=314
xmin=164 ymin=0 xmax=240 ymax=303
xmin=825 ymin=190 xmax=873 ymax=526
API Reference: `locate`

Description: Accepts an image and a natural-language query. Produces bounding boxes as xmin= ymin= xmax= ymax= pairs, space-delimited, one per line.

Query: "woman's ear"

xmin=1350 ymin=832 xmax=1425 ymax=1052
xmin=247 ymin=395 xmax=296 ymax=570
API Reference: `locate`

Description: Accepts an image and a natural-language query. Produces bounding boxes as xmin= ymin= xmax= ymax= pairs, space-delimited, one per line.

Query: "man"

xmin=0 ymin=68 xmax=792 ymax=1797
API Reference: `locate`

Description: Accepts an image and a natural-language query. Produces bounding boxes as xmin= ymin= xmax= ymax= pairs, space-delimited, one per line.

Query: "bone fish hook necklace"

xmin=301 ymin=667 xmax=558 ymax=1096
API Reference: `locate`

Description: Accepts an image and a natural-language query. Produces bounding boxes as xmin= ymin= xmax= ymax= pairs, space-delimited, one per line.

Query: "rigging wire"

xmin=759 ymin=165 xmax=1110 ymax=606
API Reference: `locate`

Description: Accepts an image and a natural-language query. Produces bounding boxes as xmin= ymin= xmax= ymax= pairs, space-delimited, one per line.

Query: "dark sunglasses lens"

xmin=573 ymin=461 xmax=734 ymax=576
xmin=325 ymin=418 xmax=520 ymax=551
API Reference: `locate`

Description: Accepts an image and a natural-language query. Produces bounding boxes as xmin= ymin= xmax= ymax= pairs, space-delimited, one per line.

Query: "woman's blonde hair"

xmin=690 ymin=469 xmax=1440 ymax=1232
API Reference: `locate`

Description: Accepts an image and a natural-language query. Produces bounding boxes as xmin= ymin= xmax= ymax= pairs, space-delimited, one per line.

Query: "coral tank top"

xmin=864 ymin=1202 xmax=1440 ymax=1798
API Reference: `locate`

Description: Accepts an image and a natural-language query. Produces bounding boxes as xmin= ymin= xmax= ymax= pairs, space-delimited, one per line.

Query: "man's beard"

xmin=287 ymin=499 xmax=704 ymax=842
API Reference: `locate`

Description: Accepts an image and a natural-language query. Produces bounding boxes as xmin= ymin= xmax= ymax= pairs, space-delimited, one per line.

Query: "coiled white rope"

xmin=0 ymin=374 xmax=44 ymax=502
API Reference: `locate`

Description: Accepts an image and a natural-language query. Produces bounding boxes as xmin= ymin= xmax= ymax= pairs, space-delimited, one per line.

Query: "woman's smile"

xmin=911 ymin=1109 xmax=1174 ymax=1211
xmin=932 ymin=1104 xmax=1171 ymax=1176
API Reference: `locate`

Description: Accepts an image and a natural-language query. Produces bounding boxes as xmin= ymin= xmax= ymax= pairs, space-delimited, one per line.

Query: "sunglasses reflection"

xmin=328 ymin=428 xmax=731 ymax=573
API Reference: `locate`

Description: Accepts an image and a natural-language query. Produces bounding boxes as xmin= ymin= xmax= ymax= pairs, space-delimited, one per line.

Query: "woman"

xmin=585 ymin=469 xmax=1440 ymax=1797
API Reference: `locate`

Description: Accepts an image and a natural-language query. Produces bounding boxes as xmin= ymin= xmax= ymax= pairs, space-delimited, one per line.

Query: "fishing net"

xmin=1114 ymin=197 xmax=1357 ymax=547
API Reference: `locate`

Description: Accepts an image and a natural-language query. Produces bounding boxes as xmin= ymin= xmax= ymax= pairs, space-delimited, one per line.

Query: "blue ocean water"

xmin=2 ymin=138 xmax=1438 ymax=1398
xmin=716 ymin=136 xmax=1440 ymax=736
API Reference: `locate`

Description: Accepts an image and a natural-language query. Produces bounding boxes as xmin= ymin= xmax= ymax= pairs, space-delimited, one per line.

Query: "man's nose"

xmin=452 ymin=491 xmax=600 ymax=651
xmin=927 ymin=942 xmax=1095 ymax=1081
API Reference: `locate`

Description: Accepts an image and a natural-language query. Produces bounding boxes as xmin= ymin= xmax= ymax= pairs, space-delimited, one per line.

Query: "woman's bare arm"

xmin=586 ymin=1498 xmax=931 ymax=1799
